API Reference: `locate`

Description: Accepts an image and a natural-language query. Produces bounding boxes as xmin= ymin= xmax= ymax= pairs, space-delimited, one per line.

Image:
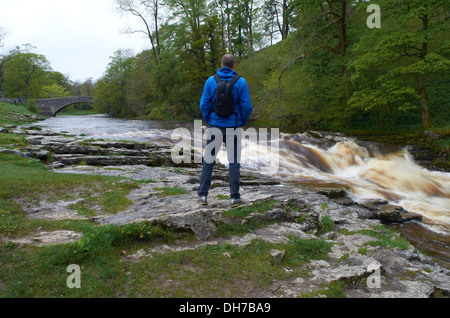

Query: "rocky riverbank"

xmin=1 ymin=125 xmax=449 ymax=298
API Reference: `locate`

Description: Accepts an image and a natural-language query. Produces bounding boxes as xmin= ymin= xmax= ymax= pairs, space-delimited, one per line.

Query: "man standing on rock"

xmin=198 ymin=54 xmax=253 ymax=208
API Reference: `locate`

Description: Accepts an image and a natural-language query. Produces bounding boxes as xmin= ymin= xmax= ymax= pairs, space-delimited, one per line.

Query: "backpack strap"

xmin=229 ymin=75 xmax=240 ymax=127
xmin=230 ymin=75 xmax=240 ymax=86
xmin=213 ymin=74 xmax=222 ymax=84
xmin=213 ymin=74 xmax=240 ymax=85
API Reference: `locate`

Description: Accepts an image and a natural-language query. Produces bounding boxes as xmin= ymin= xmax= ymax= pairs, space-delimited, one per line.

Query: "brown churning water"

xmin=222 ymin=131 xmax=450 ymax=235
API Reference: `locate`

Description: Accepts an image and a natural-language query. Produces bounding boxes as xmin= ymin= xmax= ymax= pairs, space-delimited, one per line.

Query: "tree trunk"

xmin=418 ymin=13 xmax=431 ymax=129
xmin=418 ymin=75 xmax=432 ymax=129
xmin=339 ymin=0 xmax=348 ymax=55
xmin=154 ymin=0 xmax=161 ymax=63
xmin=249 ymin=0 xmax=253 ymax=51
xmin=0 ymin=62 xmax=4 ymax=98
xmin=119 ymin=1 xmax=158 ymax=66
xmin=281 ymin=0 xmax=287 ymax=40
xmin=226 ymin=0 xmax=232 ymax=52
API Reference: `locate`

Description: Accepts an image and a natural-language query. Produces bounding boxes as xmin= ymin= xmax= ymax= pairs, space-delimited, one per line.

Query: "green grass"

xmin=0 ymin=221 xmax=180 ymax=297
xmin=68 ymin=202 xmax=96 ymax=217
xmin=0 ymin=101 xmax=46 ymax=126
xmin=0 ymin=153 xmax=333 ymax=298
xmin=299 ymin=280 xmax=347 ymax=298
xmin=0 ymin=230 xmax=333 ymax=297
xmin=285 ymin=236 xmax=333 ymax=263
xmin=341 ymin=224 xmax=410 ymax=250
xmin=57 ymin=106 xmax=99 ymax=116
xmin=0 ymin=153 xmax=137 ymax=206
xmin=216 ymin=194 xmax=230 ymax=200
xmin=216 ymin=200 xmax=281 ymax=236
xmin=0 ymin=153 xmax=139 ymax=238
xmin=99 ymin=190 xmax=133 ymax=214
xmin=0 ymin=133 xmax=29 ymax=149
xmin=153 ymin=186 xmax=189 ymax=196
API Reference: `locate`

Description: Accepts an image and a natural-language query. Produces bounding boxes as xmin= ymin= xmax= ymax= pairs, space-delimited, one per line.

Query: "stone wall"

xmin=0 ymin=96 xmax=94 ymax=116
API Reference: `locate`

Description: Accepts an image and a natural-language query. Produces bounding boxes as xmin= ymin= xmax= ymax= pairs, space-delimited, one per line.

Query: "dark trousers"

xmin=198 ymin=126 xmax=241 ymax=199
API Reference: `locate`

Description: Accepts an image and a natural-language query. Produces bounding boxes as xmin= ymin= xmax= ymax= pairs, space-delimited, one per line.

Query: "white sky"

xmin=0 ymin=0 xmax=150 ymax=82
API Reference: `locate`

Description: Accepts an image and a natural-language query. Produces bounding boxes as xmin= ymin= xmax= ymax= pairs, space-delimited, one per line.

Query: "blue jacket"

xmin=200 ymin=67 xmax=253 ymax=128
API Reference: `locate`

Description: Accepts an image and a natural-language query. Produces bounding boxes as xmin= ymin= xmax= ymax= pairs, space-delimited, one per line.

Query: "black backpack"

xmin=213 ymin=74 xmax=240 ymax=117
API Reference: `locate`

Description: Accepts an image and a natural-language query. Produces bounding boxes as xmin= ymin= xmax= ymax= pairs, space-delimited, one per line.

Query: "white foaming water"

xmin=217 ymin=134 xmax=450 ymax=234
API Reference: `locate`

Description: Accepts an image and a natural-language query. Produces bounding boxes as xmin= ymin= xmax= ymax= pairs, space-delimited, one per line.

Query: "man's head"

xmin=221 ymin=54 xmax=235 ymax=69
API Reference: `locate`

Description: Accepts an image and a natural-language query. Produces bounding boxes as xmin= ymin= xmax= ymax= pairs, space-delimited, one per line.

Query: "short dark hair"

xmin=222 ymin=54 xmax=235 ymax=69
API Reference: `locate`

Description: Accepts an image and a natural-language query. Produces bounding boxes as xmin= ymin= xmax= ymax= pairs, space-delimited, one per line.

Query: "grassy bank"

xmin=0 ymin=142 xmax=335 ymax=297
xmin=0 ymin=101 xmax=335 ymax=297
xmin=0 ymin=101 xmax=46 ymax=126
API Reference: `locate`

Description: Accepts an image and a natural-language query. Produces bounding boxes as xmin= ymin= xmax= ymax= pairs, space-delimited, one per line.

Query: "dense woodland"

xmin=0 ymin=0 xmax=449 ymax=133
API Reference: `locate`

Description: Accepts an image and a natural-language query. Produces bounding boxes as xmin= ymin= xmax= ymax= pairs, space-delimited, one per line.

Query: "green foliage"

xmin=3 ymin=0 xmax=447 ymax=135
xmin=360 ymin=225 xmax=410 ymax=250
xmin=64 ymin=222 xmax=174 ymax=263
xmin=26 ymin=99 xmax=37 ymax=113
xmin=39 ymin=83 xmax=70 ymax=98
xmin=348 ymin=0 xmax=450 ymax=129
xmin=317 ymin=215 xmax=335 ymax=235
xmin=0 ymin=212 xmax=20 ymax=235
xmin=0 ymin=45 xmax=93 ymax=100
xmin=94 ymin=49 xmax=138 ymax=117
xmin=237 ymin=0 xmax=449 ymax=132
xmin=1 ymin=44 xmax=51 ymax=99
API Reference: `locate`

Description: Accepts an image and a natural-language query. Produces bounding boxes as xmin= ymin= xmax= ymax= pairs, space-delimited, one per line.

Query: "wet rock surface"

xmin=8 ymin=230 xmax=83 ymax=247
xmin=2 ymin=127 xmax=449 ymax=298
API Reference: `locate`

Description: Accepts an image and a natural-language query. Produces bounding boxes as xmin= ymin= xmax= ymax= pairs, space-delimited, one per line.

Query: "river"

xmin=30 ymin=114 xmax=450 ymax=264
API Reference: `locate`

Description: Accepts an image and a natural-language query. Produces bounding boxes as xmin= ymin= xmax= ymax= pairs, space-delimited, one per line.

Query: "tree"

xmin=262 ymin=0 xmax=297 ymax=41
xmin=116 ymin=0 xmax=161 ymax=65
xmin=40 ymin=83 xmax=70 ymax=98
xmin=216 ymin=0 xmax=233 ymax=51
xmin=0 ymin=54 xmax=11 ymax=98
xmin=94 ymin=49 xmax=137 ymax=117
xmin=47 ymin=71 xmax=71 ymax=91
xmin=164 ymin=0 xmax=209 ymax=80
xmin=0 ymin=26 xmax=7 ymax=48
xmin=2 ymin=44 xmax=51 ymax=99
xmin=142 ymin=0 xmax=162 ymax=62
xmin=349 ymin=0 xmax=450 ymax=129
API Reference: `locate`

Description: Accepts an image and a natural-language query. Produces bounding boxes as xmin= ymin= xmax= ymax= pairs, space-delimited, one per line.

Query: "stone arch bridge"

xmin=0 ymin=96 xmax=94 ymax=117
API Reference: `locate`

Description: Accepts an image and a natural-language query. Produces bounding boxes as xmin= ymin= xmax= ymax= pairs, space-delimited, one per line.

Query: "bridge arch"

xmin=35 ymin=96 xmax=95 ymax=117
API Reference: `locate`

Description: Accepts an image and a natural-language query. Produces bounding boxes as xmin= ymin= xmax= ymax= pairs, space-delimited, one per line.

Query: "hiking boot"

xmin=198 ymin=196 xmax=208 ymax=206
xmin=230 ymin=198 xmax=243 ymax=208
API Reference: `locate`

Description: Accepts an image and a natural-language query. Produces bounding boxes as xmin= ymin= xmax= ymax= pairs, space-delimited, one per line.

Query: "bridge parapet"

xmin=0 ymin=96 xmax=94 ymax=117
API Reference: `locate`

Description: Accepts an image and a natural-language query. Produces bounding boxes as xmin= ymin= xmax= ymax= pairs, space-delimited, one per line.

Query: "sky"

xmin=0 ymin=0 xmax=150 ymax=82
